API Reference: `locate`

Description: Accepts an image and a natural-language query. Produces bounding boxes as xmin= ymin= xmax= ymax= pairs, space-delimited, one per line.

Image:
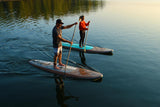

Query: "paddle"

xmin=65 ymin=24 xmax=77 ymax=73
xmin=84 ymin=24 xmax=90 ymax=53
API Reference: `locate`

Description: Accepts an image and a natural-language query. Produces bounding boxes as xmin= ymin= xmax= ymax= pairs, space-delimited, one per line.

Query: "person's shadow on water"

xmin=54 ymin=75 xmax=79 ymax=107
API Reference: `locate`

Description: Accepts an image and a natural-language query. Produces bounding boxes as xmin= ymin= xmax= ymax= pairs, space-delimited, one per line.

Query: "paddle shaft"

xmin=65 ymin=24 xmax=77 ymax=72
xmin=84 ymin=24 xmax=90 ymax=52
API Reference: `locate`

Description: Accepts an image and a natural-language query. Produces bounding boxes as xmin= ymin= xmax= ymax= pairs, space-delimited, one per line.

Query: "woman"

xmin=79 ymin=15 xmax=90 ymax=48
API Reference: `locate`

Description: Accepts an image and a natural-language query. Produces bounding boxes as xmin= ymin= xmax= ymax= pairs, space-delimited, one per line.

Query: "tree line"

xmin=0 ymin=0 xmax=105 ymax=20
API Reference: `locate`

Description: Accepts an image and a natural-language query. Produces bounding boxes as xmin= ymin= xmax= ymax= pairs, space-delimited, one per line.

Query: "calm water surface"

xmin=0 ymin=0 xmax=160 ymax=107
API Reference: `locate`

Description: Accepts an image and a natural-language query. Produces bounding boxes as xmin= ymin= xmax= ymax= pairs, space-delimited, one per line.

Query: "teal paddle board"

xmin=62 ymin=42 xmax=113 ymax=55
xmin=62 ymin=42 xmax=93 ymax=50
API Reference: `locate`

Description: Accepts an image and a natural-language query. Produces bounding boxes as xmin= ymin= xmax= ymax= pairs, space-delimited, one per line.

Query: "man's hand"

xmin=70 ymin=41 xmax=73 ymax=45
xmin=74 ymin=22 xmax=78 ymax=25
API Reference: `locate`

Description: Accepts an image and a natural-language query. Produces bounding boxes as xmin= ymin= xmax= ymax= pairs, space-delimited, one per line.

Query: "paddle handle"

xmin=65 ymin=24 xmax=77 ymax=72
xmin=84 ymin=24 xmax=90 ymax=52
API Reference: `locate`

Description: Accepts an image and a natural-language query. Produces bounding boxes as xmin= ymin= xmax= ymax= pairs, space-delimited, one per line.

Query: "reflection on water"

xmin=54 ymin=75 xmax=79 ymax=107
xmin=0 ymin=0 xmax=105 ymax=20
xmin=79 ymin=52 xmax=99 ymax=72
xmin=79 ymin=52 xmax=86 ymax=65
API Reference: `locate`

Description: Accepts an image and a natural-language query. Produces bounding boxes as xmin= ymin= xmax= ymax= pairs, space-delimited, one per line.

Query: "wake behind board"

xmin=62 ymin=42 xmax=113 ymax=55
xmin=29 ymin=59 xmax=103 ymax=80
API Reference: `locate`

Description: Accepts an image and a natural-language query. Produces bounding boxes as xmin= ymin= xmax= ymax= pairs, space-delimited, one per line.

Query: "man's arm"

xmin=63 ymin=22 xmax=78 ymax=29
xmin=58 ymin=35 xmax=73 ymax=44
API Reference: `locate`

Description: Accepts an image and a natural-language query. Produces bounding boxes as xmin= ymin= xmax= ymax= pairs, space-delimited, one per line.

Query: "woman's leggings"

xmin=79 ymin=30 xmax=85 ymax=46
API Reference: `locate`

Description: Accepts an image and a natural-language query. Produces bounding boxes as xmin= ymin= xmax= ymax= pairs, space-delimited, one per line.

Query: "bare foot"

xmin=54 ymin=66 xmax=60 ymax=70
xmin=79 ymin=45 xmax=83 ymax=48
xmin=59 ymin=63 xmax=65 ymax=66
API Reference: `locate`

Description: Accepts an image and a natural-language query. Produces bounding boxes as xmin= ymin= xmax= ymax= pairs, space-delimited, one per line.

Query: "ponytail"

xmin=79 ymin=15 xmax=84 ymax=21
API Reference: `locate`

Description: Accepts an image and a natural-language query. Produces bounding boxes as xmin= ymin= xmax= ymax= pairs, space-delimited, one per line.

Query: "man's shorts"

xmin=54 ymin=46 xmax=62 ymax=55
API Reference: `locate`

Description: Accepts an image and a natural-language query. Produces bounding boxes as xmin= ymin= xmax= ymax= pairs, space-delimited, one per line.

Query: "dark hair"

xmin=79 ymin=15 xmax=84 ymax=21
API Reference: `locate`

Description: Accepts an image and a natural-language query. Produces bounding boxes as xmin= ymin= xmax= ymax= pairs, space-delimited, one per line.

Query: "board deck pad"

xmin=29 ymin=60 xmax=103 ymax=80
xmin=62 ymin=42 xmax=93 ymax=50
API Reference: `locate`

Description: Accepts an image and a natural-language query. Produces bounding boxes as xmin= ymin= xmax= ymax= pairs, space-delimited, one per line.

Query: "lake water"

xmin=0 ymin=0 xmax=160 ymax=107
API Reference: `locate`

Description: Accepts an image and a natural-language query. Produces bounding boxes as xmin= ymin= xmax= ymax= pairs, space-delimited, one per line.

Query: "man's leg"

xmin=54 ymin=48 xmax=60 ymax=69
xmin=54 ymin=55 xmax=60 ymax=69
xmin=58 ymin=47 xmax=65 ymax=66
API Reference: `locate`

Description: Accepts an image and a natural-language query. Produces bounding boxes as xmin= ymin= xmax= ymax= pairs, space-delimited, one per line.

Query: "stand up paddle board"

xmin=62 ymin=42 xmax=113 ymax=55
xmin=29 ymin=59 xmax=103 ymax=80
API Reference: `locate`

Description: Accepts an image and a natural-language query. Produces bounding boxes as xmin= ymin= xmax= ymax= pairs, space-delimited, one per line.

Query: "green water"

xmin=0 ymin=0 xmax=160 ymax=107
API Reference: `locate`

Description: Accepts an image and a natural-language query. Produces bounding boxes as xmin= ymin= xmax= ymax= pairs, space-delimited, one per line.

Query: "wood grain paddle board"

xmin=29 ymin=59 xmax=103 ymax=80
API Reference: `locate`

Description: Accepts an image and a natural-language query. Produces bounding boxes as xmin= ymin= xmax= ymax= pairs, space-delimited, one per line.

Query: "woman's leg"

xmin=81 ymin=31 xmax=85 ymax=46
xmin=79 ymin=31 xmax=83 ymax=47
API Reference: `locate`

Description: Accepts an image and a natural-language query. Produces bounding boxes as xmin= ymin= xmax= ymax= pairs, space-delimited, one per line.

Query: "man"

xmin=52 ymin=19 xmax=77 ymax=69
